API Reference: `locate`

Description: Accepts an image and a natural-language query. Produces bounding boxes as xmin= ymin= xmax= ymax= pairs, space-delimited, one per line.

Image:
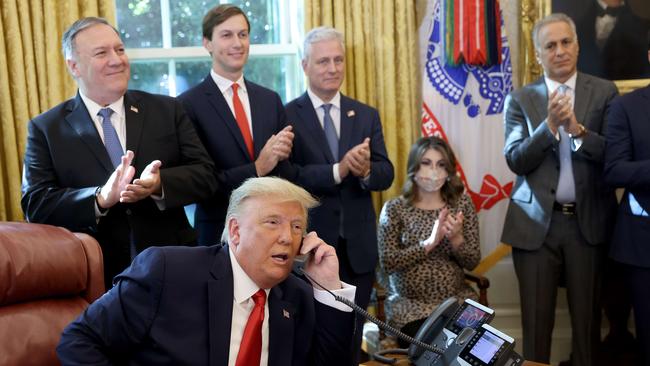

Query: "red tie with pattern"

xmin=235 ymin=289 xmax=266 ymax=366
xmin=232 ymin=83 xmax=255 ymax=159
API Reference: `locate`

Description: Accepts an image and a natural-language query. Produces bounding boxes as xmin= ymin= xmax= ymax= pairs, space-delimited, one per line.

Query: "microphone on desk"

xmin=294 ymin=266 xmax=445 ymax=363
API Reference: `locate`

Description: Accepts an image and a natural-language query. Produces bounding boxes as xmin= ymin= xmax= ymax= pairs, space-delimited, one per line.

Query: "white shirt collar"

xmin=79 ymin=91 xmax=125 ymax=120
xmin=210 ymin=69 xmax=247 ymax=95
xmin=544 ymin=72 xmax=577 ymax=94
xmin=307 ymin=88 xmax=341 ymax=111
xmin=228 ymin=246 xmax=269 ymax=304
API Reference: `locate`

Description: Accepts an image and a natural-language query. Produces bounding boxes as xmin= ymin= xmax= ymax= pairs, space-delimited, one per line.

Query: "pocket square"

xmin=628 ymin=192 xmax=648 ymax=217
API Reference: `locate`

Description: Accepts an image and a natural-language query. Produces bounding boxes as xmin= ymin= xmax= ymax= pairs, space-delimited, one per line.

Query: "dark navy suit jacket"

xmin=178 ymin=76 xmax=294 ymax=245
xmin=57 ymin=245 xmax=354 ymax=365
xmin=605 ymin=85 xmax=650 ymax=268
xmin=21 ymin=91 xmax=217 ymax=284
xmin=285 ymin=92 xmax=394 ymax=274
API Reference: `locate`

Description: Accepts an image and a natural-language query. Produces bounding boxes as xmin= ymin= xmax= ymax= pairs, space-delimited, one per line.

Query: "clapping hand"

xmin=120 ymin=160 xmax=162 ymax=203
xmin=255 ymin=125 xmax=294 ymax=176
xmin=422 ymin=207 xmax=449 ymax=253
xmin=97 ymin=150 xmax=136 ymax=209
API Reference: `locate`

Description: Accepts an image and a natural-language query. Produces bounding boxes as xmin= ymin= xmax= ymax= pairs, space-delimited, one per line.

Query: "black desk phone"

xmin=294 ymin=268 xmax=522 ymax=366
xmin=375 ymin=298 xmax=523 ymax=366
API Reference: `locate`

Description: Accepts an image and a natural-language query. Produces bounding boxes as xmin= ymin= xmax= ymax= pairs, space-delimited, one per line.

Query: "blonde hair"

xmin=220 ymin=177 xmax=319 ymax=243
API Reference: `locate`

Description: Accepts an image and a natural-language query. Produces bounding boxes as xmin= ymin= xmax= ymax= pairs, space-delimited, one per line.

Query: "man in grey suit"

xmin=501 ymin=13 xmax=618 ymax=366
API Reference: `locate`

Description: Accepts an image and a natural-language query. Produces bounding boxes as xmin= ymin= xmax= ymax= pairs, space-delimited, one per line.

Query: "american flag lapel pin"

xmin=130 ymin=106 xmax=139 ymax=113
xmin=347 ymin=110 xmax=355 ymax=117
xmin=283 ymin=309 xmax=290 ymax=319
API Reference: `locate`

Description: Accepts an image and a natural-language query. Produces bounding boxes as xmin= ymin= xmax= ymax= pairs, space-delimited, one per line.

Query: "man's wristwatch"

xmin=569 ymin=123 xmax=587 ymax=138
xmin=95 ymin=186 xmax=108 ymax=214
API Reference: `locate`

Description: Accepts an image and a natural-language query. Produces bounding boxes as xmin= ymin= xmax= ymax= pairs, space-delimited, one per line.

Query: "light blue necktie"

xmin=555 ymin=85 xmax=576 ymax=203
xmin=322 ymin=104 xmax=339 ymax=160
xmin=98 ymin=108 xmax=124 ymax=168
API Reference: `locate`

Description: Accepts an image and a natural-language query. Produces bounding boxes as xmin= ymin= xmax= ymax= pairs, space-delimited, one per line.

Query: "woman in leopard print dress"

xmin=378 ymin=136 xmax=480 ymax=346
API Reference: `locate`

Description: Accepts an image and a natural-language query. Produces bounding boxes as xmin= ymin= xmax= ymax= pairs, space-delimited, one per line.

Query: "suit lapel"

xmin=246 ymin=80 xmax=265 ymax=158
xmin=202 ymin=76 xmax=252 ymax=161
xmin=573 ymin=73 xmax=592 ymax=125
xmin=64 ymin=94 xmax=114 ymax=173
xmin=267 ymin=286 xmax=295 ymax=366
xmin=525 ymin=78 xmax=549 ymax=130
xmin=208 ymin=248 xmax=234 ymax=366
xmin=338 ymin=95 xmax=356 ymax=159
xmin=295 ymin=93 xmax=335 ymax=163
xmin=124 ymin=91 xmax=145 ymax=160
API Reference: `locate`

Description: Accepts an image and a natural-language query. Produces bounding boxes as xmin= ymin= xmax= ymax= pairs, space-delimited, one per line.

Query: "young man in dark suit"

xmin=604 ymin=40 xmax=650 ymax=366
xmin=501 ymin=13 xmax=618 ymax=366
xmin=178 ymin=5 xmax=295 ymax=246
xmin=285 ymin=26 xmax=394 ymax=364
xmin=21 ymin=17 xmax=217 ymax=288
xmin=57 ymin=177 xmax=356 ymax=365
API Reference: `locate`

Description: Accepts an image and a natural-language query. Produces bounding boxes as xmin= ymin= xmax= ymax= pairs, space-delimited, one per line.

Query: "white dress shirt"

xmin=227 ymin=247 xmax=355 ymax=366
xmin=210 ymin=69 xmax=254 ymax=140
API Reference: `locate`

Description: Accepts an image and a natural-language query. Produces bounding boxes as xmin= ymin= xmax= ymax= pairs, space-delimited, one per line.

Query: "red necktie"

xmin=232 ymin=83 xmax=254 ymax=159
xmin=235 ymin=289 xmax=266 ymax=366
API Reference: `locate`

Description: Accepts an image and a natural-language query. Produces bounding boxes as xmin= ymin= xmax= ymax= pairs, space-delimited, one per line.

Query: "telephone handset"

xmin=408 ymin=297 xmax=459 ymax=360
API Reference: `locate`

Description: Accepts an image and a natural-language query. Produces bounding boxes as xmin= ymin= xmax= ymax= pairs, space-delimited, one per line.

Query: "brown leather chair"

xmin=0 ymin=222 xmax=104 ymax=366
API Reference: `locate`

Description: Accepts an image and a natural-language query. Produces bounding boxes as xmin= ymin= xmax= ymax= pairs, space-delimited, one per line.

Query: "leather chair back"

xmin=0 ymin=222 xmax=104 ymax=366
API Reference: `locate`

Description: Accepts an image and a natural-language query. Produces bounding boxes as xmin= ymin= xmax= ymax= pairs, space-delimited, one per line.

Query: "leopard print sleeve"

xmin=450 ymin=192 xmax=481 ymax=270
xmin=378 ymin=198 xmax=428 ymax=273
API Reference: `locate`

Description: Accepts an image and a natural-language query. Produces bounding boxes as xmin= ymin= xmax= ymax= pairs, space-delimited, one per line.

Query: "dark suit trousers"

xmin=513 ymin=211 xmax=604 ymax=366
xmin=336 ymin=237 xmax=375 ymax=365
xmin=623 ymin=264 xmax=650 ymax=366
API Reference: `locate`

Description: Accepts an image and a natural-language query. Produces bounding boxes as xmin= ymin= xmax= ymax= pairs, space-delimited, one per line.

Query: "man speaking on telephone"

xmin=57 ymin=177 xmax=356 ymax=365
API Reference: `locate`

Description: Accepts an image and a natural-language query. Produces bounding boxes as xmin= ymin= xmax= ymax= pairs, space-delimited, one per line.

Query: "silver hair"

xmin=220 ymin=177 xmax=319 ymax=243
xmin=302 ymin=26 xmax=344 ymax=61
xmin=532 ymin=13 xmax=578 ymax=51
xmin=62 ymin=17 xmax=120 ymax=59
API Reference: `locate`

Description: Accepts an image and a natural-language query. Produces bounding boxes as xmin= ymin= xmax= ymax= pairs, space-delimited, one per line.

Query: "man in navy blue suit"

xmin=604 ymin=40 xmax=650 ymax=366
xmin=178 ymin=4 xmax=295 ymax=246
xmin=57 ymin=177 xmax=356 ymax=365
xmin=285 ymin=26 xmax=394 ymax=363
xmin=21 ymin=17 xmax=217 ymax=288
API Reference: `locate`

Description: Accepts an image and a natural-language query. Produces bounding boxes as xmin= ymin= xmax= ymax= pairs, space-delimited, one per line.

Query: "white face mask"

xmin=414 ymin=169 xmax=448 ymax=192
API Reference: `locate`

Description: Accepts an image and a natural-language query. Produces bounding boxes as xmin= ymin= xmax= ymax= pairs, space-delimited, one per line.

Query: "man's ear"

xmin=301 ymin=58 xmax=308 ymax=72
xmin=203 ymin=37 xmax=212 ymax=54
xmin=66 ymin=58 xmax=79 ymax=78
xmin=227 ymin=217 xmax=240 ymax=247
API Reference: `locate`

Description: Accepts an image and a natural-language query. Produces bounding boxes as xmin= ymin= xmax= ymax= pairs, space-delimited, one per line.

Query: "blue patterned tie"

xmin=98 ymin=108 xmax=123 ymax=168
xmin=322 ymin=104 xmax=338 ymax=160
xmin=555 ymin=85 xmax=576 ymax=203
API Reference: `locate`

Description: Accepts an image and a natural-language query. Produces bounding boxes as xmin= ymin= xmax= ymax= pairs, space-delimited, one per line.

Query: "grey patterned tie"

xmin=322 ymin=104 xmax=338 ymax=160
xmin=98 ymin=108 xmax=124 ymax=168
xmin=555 ymin=85 xmax=576 ymax=203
